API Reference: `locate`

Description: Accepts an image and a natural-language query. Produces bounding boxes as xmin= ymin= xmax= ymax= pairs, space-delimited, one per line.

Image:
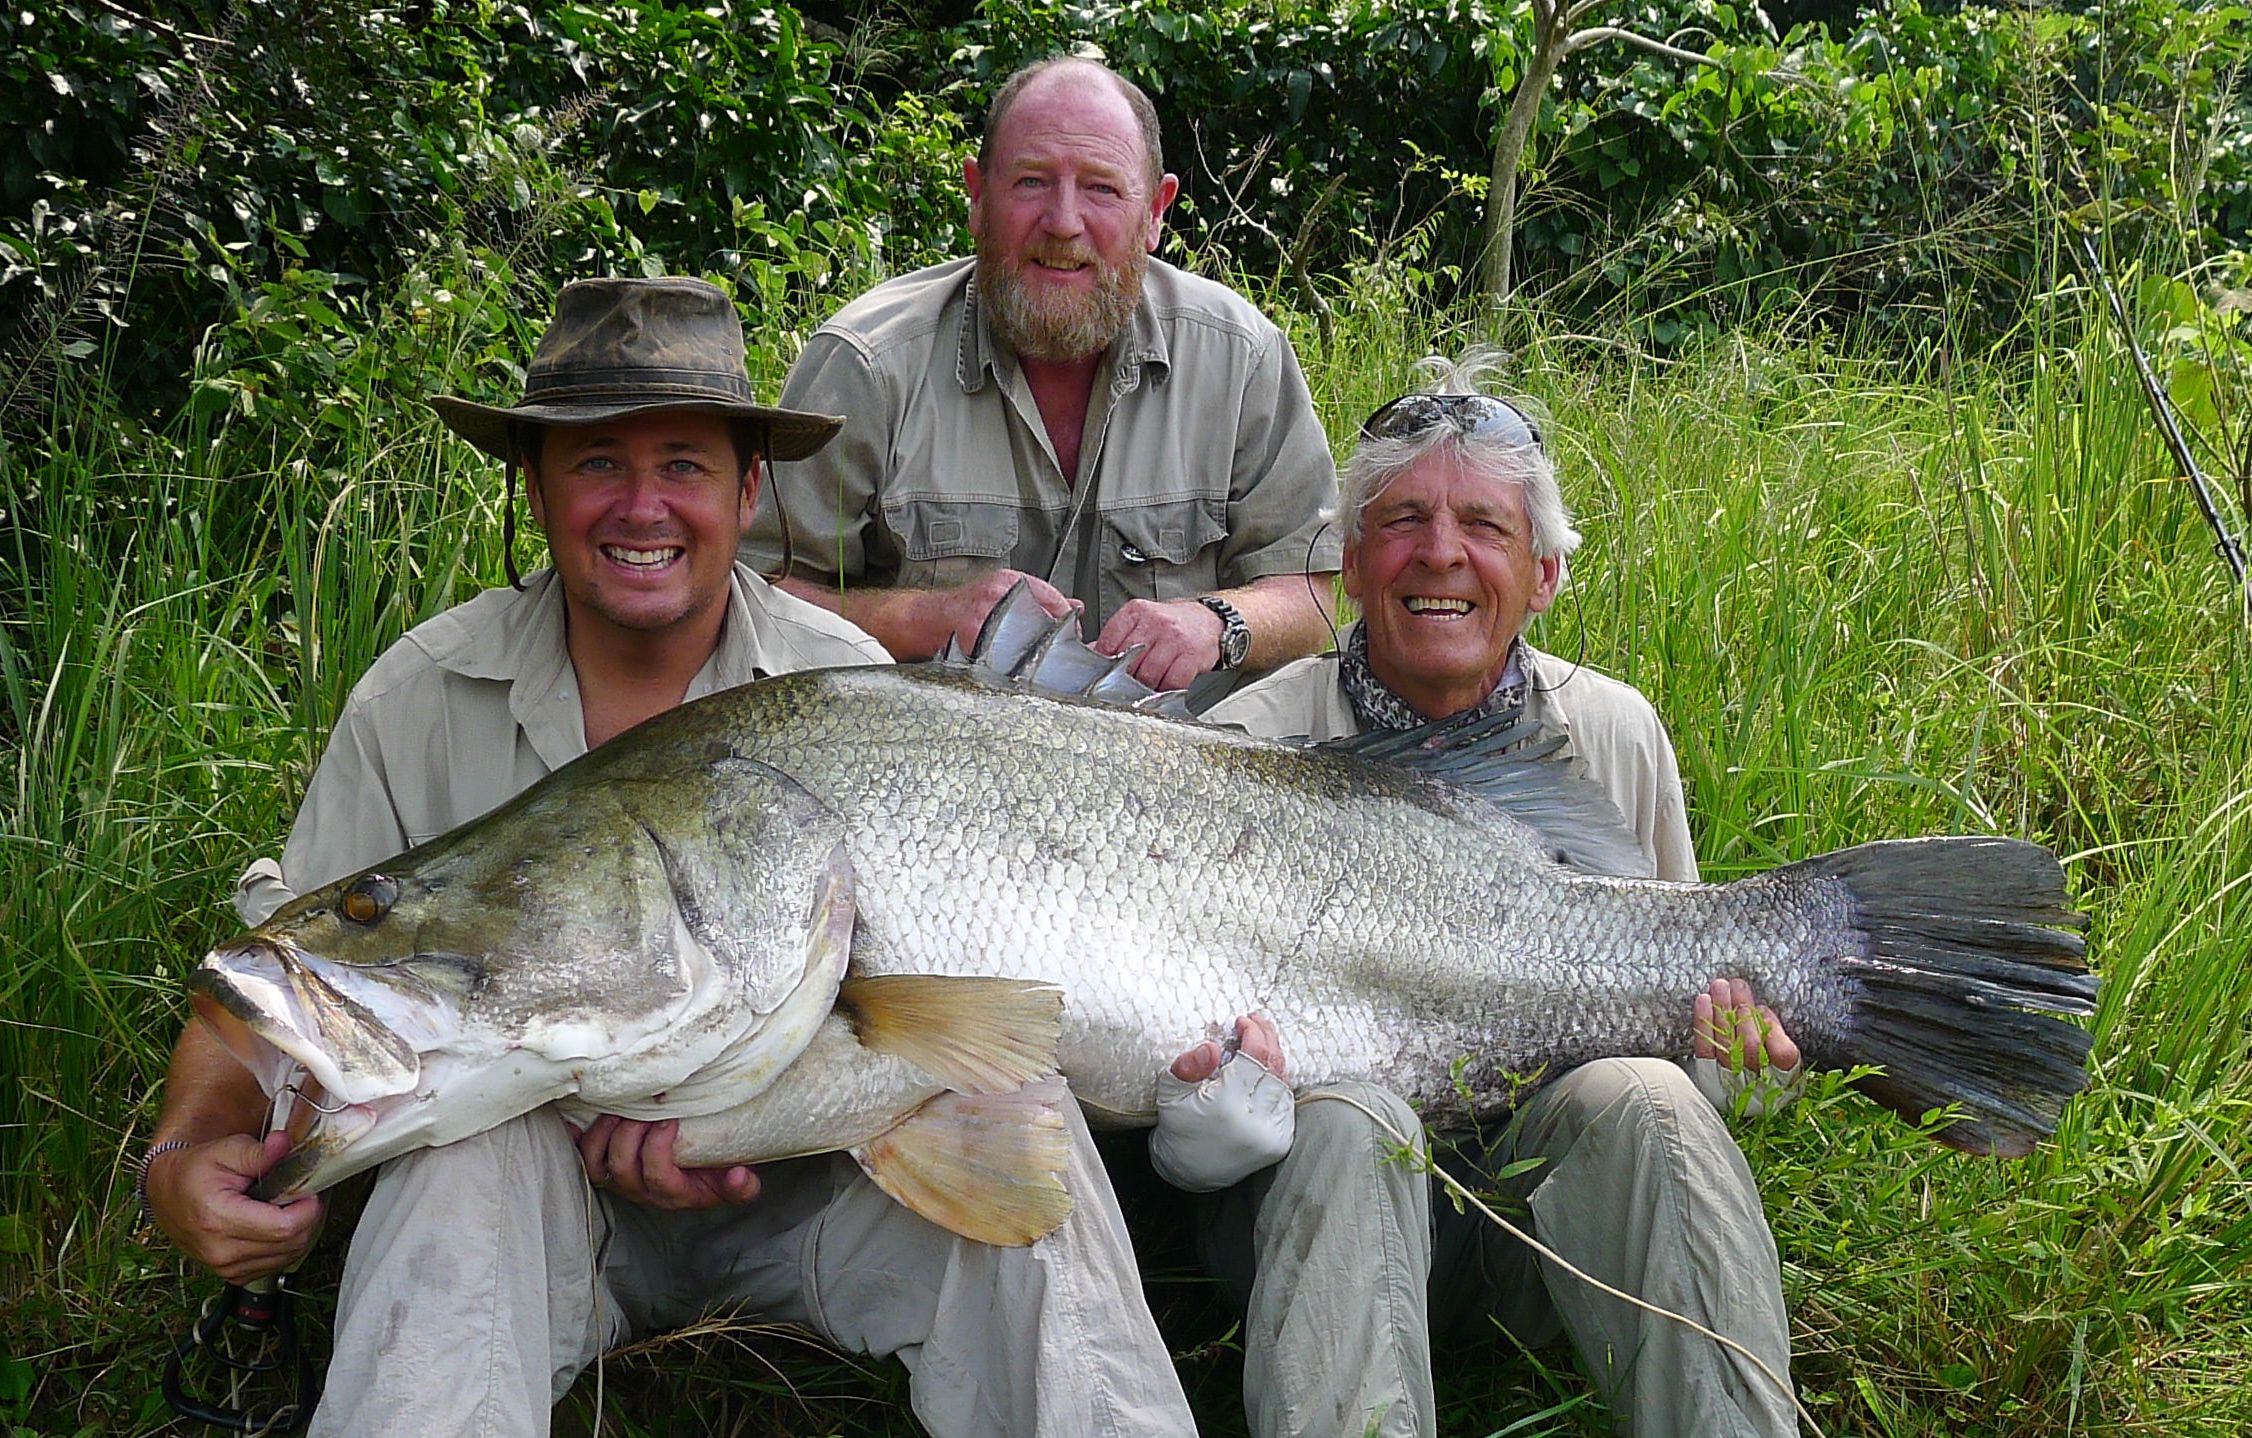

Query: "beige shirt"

xmin=1204 ymin=635 xmax=1699 ymax=883
xmin=234 ymin=565 xmax=889 ymax=924
xmin=744 ymin=257 xmax=1343 ymax=634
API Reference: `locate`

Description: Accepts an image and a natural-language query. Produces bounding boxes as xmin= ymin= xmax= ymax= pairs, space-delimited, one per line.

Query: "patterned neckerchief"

xmin=1338 ymin=622 xmax=1528 ymax=732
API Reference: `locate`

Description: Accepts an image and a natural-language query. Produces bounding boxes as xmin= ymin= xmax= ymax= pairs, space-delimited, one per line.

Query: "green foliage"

xmin=0 ymin=1 xmax=973 ymax=413
xmin=6 ymin=223 xmax=2252 ymax=1430
xmin=7 ymin=0 xmax=2245 ymax=388
xmin=930 ymin=0 xmax=2251 ymax=343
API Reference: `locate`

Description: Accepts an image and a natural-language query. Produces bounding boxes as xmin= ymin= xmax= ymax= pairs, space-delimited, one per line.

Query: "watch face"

xmin=1221 ymin=619 xmax=1250 ymax=668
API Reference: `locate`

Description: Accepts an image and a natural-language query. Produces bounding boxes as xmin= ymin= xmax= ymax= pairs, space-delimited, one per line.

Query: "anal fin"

xmin=836 ymin=973 xmax=1063 ymax=1094
xmin=852 ymin=1079 xmax=1074 ymax=1246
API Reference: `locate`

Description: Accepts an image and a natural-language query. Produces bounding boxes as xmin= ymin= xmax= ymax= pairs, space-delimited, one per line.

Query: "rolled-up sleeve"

xmin=746 ymin=332 xmax=889 ymax=584
xmin=1648 ymin=722 xmax=1698 ymax=884
xmin=1219 ymin=328 xmax=1342 ymax=585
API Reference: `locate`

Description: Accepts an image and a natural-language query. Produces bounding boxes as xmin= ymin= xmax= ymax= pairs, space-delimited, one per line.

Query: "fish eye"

xmin=341 ymin=874 xmax=398 ymax=926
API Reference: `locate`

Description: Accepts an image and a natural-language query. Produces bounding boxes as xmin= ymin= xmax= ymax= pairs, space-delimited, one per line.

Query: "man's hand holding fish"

xmin=142 ymin=274 xmax=1197 ymax=1438
xmin=1187 ymin=350 xmax=1810 ymax=1437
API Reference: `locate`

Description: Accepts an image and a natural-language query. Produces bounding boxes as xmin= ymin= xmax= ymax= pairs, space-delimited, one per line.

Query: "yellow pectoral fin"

xmin=835 ymin=974 xmax=1064 ymax=1095
xmin=851 ymin=1080 xmax=1074 ymax=1247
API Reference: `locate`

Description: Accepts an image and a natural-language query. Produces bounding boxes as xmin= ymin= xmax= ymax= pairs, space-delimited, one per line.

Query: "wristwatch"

xmin=1197 ymin=595 xmax=1252 ymax=671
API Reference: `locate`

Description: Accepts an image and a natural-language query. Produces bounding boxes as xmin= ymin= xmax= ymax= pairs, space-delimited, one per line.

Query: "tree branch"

xmin=1564 ymin=27 xmax=1727 ymax=68
xmin=1560 ymin=0 xmax=1610 ymax=32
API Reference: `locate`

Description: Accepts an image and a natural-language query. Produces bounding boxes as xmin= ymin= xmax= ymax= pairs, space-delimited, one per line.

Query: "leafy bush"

xmin=0 ymin=1 xmax=974 ymax=418
xmin=932 ymin=0 xmax=2252 ymax=341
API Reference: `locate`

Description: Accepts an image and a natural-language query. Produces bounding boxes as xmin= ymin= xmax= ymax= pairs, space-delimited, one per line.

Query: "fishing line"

xmin=1300 ymin=1089 xmax=1825 ymax=1438
xmin=1302 ymin=521 xmax=1342 ymax=655
xmin=584 ymin=1161 xmax=607 ymax=1438
xmin=1528 ymin=556 xmax=1587 ymax=695
xmin=161 ymin=1083 xmax=316 ymax=1433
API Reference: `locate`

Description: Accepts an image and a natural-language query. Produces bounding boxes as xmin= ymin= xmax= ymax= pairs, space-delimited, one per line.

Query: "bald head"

xmin=981 ymin=57 xmax=1164 ymax=194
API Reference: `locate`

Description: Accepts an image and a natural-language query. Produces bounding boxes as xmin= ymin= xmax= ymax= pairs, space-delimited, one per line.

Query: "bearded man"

xmin=743 ymin=55 xmax=1340 ymax=696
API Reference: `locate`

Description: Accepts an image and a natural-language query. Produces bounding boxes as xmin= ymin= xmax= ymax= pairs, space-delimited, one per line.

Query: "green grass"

xmin=2 ymin=258 xmax=2248 ymax=1436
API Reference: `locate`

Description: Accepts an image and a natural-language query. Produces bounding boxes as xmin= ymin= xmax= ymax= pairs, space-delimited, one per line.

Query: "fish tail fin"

xmin=852 ymin=1078 xmax=1074 ymax=1245
xmin=1788 ymin=836 xmax=2097 ymax=1156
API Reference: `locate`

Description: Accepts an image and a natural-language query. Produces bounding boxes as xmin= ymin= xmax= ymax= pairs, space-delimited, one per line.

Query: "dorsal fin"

xmin=967 ymin=584 xmax=1073 ymax=671
xmin=1321 ymin=708 xmax=1652 ymax=876
xmin=943 ymin=580 xmax=1190 ymax=713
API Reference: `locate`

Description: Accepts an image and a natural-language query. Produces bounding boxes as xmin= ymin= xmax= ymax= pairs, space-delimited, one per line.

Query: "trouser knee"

xmin=1531 ymin=1056 xmax=1720 ymax=1150
xmin=1292 ymin=1080 xmax=1424 ymax=1162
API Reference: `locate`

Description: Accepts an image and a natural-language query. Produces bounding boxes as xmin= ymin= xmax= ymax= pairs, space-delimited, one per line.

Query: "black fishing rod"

xmin=2076 ymin=232 xmax=2252 ymax=607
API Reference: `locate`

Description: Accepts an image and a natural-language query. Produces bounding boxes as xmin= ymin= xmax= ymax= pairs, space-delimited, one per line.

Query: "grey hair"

xmin=981 ymin=54 xmax=1165 ymax=194
xmin=1337 ymin=346 xmax=1582 ymax=562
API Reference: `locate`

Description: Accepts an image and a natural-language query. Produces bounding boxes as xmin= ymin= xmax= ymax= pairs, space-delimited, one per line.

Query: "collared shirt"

xmin=743 ymin=256 xmax=1343 ymax=636
xmin=1204 ymin=626 xmax=1700 ymax=883
xmin=233 ymin=564 xmax=889 ymax=924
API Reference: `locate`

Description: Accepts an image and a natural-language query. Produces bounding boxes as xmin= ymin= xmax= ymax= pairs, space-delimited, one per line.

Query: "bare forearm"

xmin=1226 ymin=572 xmax=1339 ymax=670
xmin=153 ymin=1021 xmax=272 ymax=1147
xmin=773 ymin=575 xmax=939 ymax=660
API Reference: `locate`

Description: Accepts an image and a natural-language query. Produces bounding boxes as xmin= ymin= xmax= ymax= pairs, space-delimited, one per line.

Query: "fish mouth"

xmin=187 ymin=937 xmax=432 ymax=1197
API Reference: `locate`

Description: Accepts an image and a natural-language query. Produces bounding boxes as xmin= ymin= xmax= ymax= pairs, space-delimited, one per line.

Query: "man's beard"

xmin=977 ymin=236 xmax=1146 ymax=363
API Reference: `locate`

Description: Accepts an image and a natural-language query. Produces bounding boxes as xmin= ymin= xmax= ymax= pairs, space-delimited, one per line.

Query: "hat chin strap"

xmin=502 ymin=444 xmax=532 ymax=591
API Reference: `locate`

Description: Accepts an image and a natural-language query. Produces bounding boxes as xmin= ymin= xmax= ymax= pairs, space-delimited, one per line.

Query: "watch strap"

xmin=1197 ymin=595 xmax=1251 ymax=670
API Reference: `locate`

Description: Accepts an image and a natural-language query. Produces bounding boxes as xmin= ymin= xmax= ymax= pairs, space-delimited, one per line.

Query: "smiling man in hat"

xmin=140 ymin=276 xmax=1198 ymax=1438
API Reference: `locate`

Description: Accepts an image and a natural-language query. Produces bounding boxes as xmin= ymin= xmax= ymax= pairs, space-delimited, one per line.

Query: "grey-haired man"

xmin=142 ymin=276 xmax=1197 ymax=1438
xmin=1158 ymin=353 xmax=1803 ymax=1438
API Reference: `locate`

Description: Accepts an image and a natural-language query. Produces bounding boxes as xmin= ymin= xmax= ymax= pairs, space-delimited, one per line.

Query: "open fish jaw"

xmin=190 ymin=777 xmax=861 ymax=1197
xmin=189 ymin=940 xmax=580 ymax=1197
xmin=189 ymin=937 xmax=424 ymax=1107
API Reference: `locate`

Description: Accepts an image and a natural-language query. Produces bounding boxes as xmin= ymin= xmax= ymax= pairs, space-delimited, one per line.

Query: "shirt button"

xmin=1120 ymin=542 xmax=1150 ymax=565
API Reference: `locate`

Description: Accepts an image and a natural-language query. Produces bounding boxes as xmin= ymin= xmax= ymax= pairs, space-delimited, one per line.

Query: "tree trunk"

xmin=1481 ymin=21 xmax=1567 ymax=308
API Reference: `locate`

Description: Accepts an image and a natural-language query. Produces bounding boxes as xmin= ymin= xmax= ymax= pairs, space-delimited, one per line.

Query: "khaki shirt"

xmin=1204 ymin=635 xmax=1699 ymax=883
xmin=744 ymin=257 xmax=1343 ymax=634
xmin=234 ymin=565 xmax=889 ymax=924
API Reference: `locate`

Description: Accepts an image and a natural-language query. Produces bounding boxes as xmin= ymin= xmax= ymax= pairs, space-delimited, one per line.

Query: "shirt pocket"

xmin=880 ymin=498 xmax=1022 ymax=591
xmin=1100 ymin=496 xmax=1227 ymax=613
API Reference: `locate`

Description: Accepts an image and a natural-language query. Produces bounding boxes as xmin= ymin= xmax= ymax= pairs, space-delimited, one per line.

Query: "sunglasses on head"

xmin=1359 ymin=392 xmax=1544 ymax=451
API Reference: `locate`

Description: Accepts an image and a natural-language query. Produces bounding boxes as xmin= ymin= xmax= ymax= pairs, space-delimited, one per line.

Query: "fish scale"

xmin=716 ymin=667 xmax=1933 ymax=1126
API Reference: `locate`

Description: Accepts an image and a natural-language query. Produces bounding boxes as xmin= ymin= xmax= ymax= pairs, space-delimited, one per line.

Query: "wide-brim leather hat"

xmin=429 ymin=276 xmax=843 ymax=463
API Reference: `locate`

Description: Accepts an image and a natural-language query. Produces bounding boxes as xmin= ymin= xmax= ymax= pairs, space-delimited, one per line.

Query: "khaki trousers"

xmin=1193 ymin=1058 xmax=1796 ymax=1438
xmin=310 ymin=1102 xmax=1195 ymax=1438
